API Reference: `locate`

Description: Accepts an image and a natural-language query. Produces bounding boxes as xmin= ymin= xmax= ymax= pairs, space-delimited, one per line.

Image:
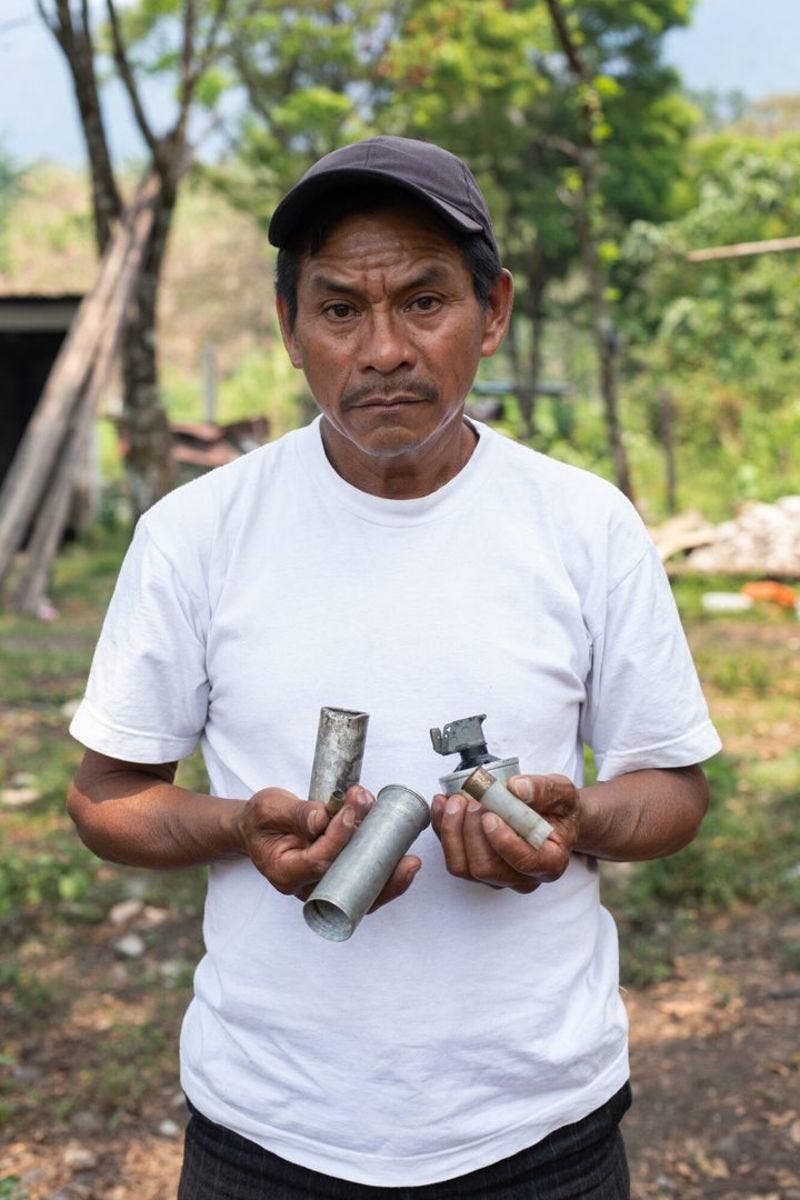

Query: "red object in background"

xmin=741 ymin=580 xmax=798 ymax=609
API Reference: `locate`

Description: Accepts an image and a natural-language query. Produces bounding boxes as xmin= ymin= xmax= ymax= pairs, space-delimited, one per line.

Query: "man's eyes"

xmin=321 ymin=295 xmax=442 ymax=320
xmin=410 ymin=294 xmax=440 ymax=312
xmin=323 ymin=302 xmax=356 ymax=320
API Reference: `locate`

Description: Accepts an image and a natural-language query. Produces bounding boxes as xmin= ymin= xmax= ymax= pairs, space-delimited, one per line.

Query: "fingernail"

xmin=466 ymin=798 xmax=481 ymax=813
xmin=483 ymin=814 xmax=500 ymax=833
xmin=309 ymin=809 xmax=326 ymax=835
xmin=445 ymin=797 xmax=461 ymax=816
xmin=342 ymin=806 xmax=355 ymax=828
xmin=512 ymin=777 xmax=532 ymax=800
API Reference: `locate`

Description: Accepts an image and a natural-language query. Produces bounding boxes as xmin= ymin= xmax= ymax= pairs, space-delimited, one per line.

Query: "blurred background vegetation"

xmin=2 ymin=0 xmax=799 ymax=522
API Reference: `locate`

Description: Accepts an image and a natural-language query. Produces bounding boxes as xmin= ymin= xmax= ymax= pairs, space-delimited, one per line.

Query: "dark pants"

xmin=177 ymin=1083 xmax=632 ymax=1200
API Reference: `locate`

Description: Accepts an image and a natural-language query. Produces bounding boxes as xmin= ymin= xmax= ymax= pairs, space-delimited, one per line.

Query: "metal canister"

xmin=437 ymin=755 xmax=520 ymax=796
xmin=308 ymin=706 xmax=369 ymax=815
xmin=303 ymin=784 xmax=430 ymax=942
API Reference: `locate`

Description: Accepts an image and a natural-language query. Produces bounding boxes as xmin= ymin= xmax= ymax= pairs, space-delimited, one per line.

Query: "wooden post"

xmin=0 ymin=172 xmax=159 ymax=597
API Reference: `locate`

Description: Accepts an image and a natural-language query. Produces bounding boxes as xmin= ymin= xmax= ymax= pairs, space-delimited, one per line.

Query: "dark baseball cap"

xmin=267 ymin=135 xmax=498 ymax=254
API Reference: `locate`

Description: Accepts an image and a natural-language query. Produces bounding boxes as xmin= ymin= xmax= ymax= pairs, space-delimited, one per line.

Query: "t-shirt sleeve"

xmin=581 ymin=540 xmax=721 ymax=781
xmin=69 ymin=518 xmax=210 ymax=763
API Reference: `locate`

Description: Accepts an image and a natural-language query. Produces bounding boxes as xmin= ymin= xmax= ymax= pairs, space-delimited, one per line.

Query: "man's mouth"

xmin=353 ymin=395 xmax=425 ymax=409
xmin=342 ymin=381 xmax=439 ymax=411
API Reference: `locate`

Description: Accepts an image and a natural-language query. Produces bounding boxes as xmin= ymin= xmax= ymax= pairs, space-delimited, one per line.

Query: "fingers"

xmin=432 ymin=776 xmax=576 ymax=892
xmin=480 ymin=812 xmax=565 ymax=886
xmin=243 ymin=786 xmax=373 ymax=896
xmin=507 ymin=774 xmax=578 ymax=822
xmin=369 ymin=855 xmax=422 ymax=912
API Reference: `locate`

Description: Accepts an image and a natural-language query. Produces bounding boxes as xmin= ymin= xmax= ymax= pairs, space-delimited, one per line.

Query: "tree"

xmin=35 ymin=0 xmax=233 ymax=517
xmin=615 ymin=129 xmax=800 ymax=514
xmin=210 ymin=1 xmax=392 ymax=225
xmin=378 ymin=0 xmax=696 ymax=491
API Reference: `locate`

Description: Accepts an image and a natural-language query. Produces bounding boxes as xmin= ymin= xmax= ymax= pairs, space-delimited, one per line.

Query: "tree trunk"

xmin=659 ymin=387 xmax=678 ymax=515
xmin=543 ymin=0 xmax=635 ymax=504
xmin=509 ymin=242 xmax=548 ymax=439
xmin=50 ymin=1 xmax=122 ymax=252
xmin=525 ymin=257 xmax=548 ymax=440
xmin=120 ymin=193 xmax=177 ymax=519
xmin=573 ymin=155 xmax=635 ymax=503
xmin=506 ymin=316 xmax=529 ymax=435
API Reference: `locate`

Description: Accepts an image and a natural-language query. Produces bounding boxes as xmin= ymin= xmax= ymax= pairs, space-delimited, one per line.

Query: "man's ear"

xmin=480 ymin=269 xmax=514 ymax=359
xmin=276 ymin=294 xmax=303 ymax=369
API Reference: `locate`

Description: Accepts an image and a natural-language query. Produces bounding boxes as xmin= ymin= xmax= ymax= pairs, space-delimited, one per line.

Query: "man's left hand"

xmin=431 ymin=774 xmax=579 ymax=893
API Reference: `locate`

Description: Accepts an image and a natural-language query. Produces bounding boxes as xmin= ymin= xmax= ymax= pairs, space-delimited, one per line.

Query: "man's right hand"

xmin=68 ymin=753 xmax=420 ymax=911
xmin=236 ymin=785 xmax=422 ymax=907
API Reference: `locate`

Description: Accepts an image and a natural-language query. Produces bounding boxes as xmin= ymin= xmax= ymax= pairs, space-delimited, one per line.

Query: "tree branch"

xmin=544 ymin=0 xmax=586 ymax=81
xmin=195 ymin=0 xmax=232 ymax=82
xmin=543 ymin=0 xmax=601 ymax=141
xmin=178 ymin=0 xmax=196 ymax=111
xmin=105 ymin=0 xmax=162 ymax=166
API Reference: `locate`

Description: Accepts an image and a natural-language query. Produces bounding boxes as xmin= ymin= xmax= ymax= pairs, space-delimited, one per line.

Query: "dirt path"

xmin=3 ymin=907 xmax=798 ymax=1200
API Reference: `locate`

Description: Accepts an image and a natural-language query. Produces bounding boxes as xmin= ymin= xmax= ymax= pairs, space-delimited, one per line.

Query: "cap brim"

xmin=268 ymin=167 xmax=484 ymax=247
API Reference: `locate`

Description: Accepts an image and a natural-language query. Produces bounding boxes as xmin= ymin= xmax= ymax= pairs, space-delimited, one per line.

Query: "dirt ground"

xmin=2 ymin=904 xmax=798 ymax=1200
xmin=2 ymin=613 xmax=798 ymax=1199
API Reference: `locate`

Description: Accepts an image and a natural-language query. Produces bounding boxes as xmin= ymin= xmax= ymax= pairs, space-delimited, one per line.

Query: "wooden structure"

xmin=0 ymin=172 xmax=160 ymax=616
xmin=0 ymin=295 xmax=84 ymax=492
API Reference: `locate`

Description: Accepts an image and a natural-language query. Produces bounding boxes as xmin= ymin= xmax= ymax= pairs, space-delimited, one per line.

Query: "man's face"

xmin=277 ymin=205 xmax=512 ymax=493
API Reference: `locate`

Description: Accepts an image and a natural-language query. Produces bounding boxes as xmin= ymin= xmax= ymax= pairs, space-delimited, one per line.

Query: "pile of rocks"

xmin=652 ymin=497 xmax=800 ymax=577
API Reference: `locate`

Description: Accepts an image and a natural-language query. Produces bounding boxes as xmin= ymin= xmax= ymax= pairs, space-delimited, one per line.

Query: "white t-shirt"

xmin=71 ymin=419 xmax=720 ymax=1186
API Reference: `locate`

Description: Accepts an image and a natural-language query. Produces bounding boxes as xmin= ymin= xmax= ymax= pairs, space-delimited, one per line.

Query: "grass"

xmin=605 ymin=573 xmax=800 ymax=985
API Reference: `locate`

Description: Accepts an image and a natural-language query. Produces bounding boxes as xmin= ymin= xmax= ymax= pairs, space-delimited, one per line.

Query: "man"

xmin=68 ymin=135 xmax=721 ymax=1199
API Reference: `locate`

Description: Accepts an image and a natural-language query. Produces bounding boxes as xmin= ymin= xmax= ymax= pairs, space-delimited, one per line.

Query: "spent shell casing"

xmin=308 ymin=707 xmax=369 ymax=812
xmin=461 ymin=766 xmax=553 ymax=849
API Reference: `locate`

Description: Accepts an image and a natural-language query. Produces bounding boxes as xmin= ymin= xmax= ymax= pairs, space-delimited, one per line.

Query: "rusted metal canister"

xmin=461 ymin=766 xmax=553 ymax=849
xmin=303 ymin=785 xmax=430 ymax=942
xmin=308 ymin=706 xmax=369 ymax=815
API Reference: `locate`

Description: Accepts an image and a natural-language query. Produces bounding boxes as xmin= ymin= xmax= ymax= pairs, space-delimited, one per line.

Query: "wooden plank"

xmin=6 ymin=188 xmax=158 ymax=614
xmin=0 ymin=172 xmax=159 ymax=591
xmin=687 ymin=235 xmax=800 ymax=263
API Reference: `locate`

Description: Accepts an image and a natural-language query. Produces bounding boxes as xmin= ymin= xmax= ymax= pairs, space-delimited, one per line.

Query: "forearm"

xmin=575 ymin=765 xmax=709 ymax=862
xmin=67 ymin=753 xmax=247 ymax=869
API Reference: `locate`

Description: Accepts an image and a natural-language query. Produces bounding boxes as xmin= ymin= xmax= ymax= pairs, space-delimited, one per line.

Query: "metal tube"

xmin=461 ymin=766 xmax=553 ymax=849
xmin=308 ymin=706 xmax=369 ymax=815
xmin=303 ymin=785 xmax=430 ymax=942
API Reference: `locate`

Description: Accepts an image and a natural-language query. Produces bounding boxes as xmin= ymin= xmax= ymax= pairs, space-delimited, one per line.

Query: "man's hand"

xmin=431 ymin=774 xmax=579 ymax=893
xmin=68 ymin=753 xmax=421 ymax=911
xmin=238 ymin=784 xmax=422 ymax=907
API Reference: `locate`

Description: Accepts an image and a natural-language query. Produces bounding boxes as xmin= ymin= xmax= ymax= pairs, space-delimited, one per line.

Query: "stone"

xmin=108 ymin=898 xmax=144 ymax=925
xmin=63 ymin=1141 xmax=98 ymax=1169
xmin=113 ymin=932 xmax=146 ymax=958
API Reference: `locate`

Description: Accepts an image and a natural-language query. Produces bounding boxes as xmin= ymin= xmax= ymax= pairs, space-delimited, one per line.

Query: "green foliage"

xmin=0 ymin=1177 xmax=28 ymax=1200
xmin=215 ymin=1 xmax=384 ymax=220
xmin=610 ymin=750 xmax=800 ymax=986
xmin=614 ymin=129 xmax=800 ymax=515
xmin=0 ymin=843 xmax=98 ymax=923
xmin=0 ymin=143 xmax=23 ymax=270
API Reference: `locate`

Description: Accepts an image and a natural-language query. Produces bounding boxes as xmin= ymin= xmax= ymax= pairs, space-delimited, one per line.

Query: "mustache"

xmin=341 ymin=378 xmax=440 ymax=410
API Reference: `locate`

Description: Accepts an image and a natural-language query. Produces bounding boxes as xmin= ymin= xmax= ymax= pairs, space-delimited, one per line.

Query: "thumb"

xmin=297 ymin=801 xmax=329 ymax=840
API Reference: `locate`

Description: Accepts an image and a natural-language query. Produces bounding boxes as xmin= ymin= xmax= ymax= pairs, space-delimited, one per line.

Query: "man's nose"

xmin=357 ymin=310 xmax=415 ymax=374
